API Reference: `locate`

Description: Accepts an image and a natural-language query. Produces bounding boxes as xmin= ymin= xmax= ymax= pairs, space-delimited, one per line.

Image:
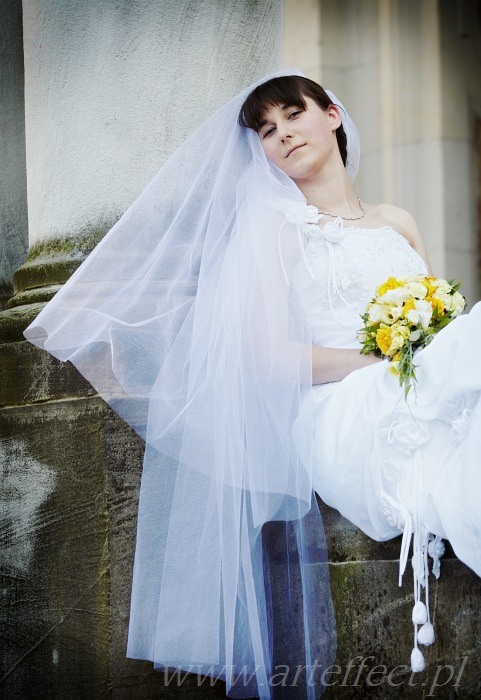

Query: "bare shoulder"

xmin=367 ymin=203 xmax=419 ymax=245
xmin=365 ymin=202 xmax=433 ymax=274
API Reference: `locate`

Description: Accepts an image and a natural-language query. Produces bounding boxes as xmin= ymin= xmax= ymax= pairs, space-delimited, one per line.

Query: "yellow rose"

xmin=402 ymin=298 xmax=415 ymax=317
xmin=389 ymin=351 xmax=403 ymax=375
xmin=390 ymin=323 xmax=410 ymax=351
xmin=424 ymin=278 xmax=437 ymax=296
xmin=376 ymin=325 xmax=393 ymax=355
xmin=430 ymin=298 xmax=444 ymax=315
xmin=377 ymin=276 xmax=402 ymax=297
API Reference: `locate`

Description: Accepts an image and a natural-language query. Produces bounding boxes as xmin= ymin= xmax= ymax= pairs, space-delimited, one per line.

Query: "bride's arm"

xmin=312 ymin=346 xmax=381 ymax=385
xmin=271 ymin=219 xmax=382 ymax=386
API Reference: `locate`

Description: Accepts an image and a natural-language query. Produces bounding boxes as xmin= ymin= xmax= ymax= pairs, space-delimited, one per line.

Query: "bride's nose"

xmin=277 ymin=121 xmax=293 ymax=142
xmin=279 ymin=129 xmax=293 ymax=142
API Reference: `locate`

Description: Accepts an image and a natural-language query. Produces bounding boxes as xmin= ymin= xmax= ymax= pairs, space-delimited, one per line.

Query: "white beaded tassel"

xmin=406 ymin=447 xmax=438 ymax=672
xmin=410 ymin=526 xmax=429 ymax=672
xmin=396 ymin=442 xmax=446 ymax=672
xmin=418 ymin=539 xmax=435 ymax=645
xmin=405 ymin=527 xmax=444 ymax=670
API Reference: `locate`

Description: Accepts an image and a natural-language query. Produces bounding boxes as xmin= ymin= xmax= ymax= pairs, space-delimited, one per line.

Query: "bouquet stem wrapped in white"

xmin=358 ymin=276 xmax=466 ymax=395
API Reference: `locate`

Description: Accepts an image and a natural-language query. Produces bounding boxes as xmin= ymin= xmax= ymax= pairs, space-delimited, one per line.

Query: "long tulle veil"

xmin=24 ymin=69 xmax=359 ymax=698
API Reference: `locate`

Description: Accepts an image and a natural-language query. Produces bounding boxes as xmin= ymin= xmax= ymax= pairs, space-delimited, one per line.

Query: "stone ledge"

xmin=1 ymin=226 xmax=110 ymax=320
xmin=13 ymin=256 xmax=84 ymax=294
xmin=0 ymin=302 xmax=46 ymax=344
xmin=0 ymin=339 xmax=96 ymax=407
xmin=5 ymin=284 xmax=61 ymax=309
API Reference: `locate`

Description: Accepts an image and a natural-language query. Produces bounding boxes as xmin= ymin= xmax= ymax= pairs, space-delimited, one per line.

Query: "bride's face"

xmin=258 ymin=97 xmax=341 ymax=182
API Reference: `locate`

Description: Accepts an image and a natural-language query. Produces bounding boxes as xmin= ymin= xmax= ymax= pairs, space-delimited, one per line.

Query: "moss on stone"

xmin=0 ymin=302 xmax=45 ymax=344
xmin=8 ymin=218 xmax=120 ymax=302
xmin=0 ymin=281 xmax=14 ymax=311
xmin=14 ymin=258 xmax=84 ymax=294
xmin=26 ymin=219 xmax=117 ymax=263
xmin=5 ymin=284 xmax=61 ymax=309
xmin=0 ymin=221 xmax=119 ymax=342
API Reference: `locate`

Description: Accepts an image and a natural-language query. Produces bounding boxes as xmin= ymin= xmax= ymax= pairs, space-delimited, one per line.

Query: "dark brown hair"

xmin=238 ymin=75 xmax=348 ymax=167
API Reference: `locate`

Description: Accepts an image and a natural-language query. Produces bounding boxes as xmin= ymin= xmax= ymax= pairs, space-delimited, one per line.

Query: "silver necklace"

xmin=315 ymin=194 xmax=366 ymax=221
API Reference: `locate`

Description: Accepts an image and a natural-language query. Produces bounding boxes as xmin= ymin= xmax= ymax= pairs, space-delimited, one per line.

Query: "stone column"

xmin=0 ymin=0 xmax=28 ymax=310
xmin=439 ymin=0 xmax=481 ymax=305
xmin=0 ymin=1 xmax=283 ymax=697
xmin=318 ymin=0 xmax=446 ymax=274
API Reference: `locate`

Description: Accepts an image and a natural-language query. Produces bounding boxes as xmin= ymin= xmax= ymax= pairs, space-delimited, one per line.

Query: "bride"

xmin=242 ymin=74 xmax=481 ymax=672
xmin=24 ymin=72 xmax=481 ymax=698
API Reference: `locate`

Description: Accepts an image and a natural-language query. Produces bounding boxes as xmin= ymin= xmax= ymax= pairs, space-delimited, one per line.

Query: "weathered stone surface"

xmin=1 ymin=398 xmax=111 ymax=699
xmin=325 ymin=558 xmax=481 ymax=698
xmin=4 ymin=284 xmax=61 ymax=309
xmin=13 ymin=257 xmax=85 ymax=295
xmin=0 ymin=341 xmax=95 ymax=407
xmin=320 ymin=500 xmax=403 ymax=562
xmin=0 ymin=391 xmax=231 ymax=699
xmin=0 ymin=303 xmax=46 ymax=344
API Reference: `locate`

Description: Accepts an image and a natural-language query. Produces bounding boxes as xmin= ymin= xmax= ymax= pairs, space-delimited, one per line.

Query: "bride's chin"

xmin=288 ymin=163 xmax=323 ymax=184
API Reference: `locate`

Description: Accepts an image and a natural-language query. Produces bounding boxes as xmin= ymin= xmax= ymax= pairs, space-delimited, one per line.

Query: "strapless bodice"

xmin=291 ymin=220 xmax=428 ymax=349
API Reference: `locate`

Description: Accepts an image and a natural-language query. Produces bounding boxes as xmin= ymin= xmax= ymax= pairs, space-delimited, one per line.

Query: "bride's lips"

xmin=285 ymin=144 xmax=305 ymax=158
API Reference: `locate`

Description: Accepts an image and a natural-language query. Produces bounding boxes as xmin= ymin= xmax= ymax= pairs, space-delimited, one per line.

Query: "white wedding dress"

xmin=290 ymin=217 xmax=481 ymax=668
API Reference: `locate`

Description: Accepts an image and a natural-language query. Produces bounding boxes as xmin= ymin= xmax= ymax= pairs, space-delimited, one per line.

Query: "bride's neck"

xmin=296 ymin=169 xmax=359 ymax=217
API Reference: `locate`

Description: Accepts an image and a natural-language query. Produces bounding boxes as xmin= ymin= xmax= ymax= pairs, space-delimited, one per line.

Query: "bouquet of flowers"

xmin=358 ymin=276 xmax=465 ymax=395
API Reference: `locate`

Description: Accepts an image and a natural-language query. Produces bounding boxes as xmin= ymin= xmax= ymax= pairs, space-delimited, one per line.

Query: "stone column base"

xmin=0 ymin=228 xmax=107 ymax=344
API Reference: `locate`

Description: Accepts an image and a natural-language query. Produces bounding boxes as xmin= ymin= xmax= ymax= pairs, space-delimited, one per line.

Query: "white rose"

xmin=406 ymin=299 xmax=432 ymax=330
xmin=368 ymin=303 xmax=388 ymax=324
xmin=432 ymin=279 xmax=451 ymax=293
xmin=320 ymin=219 xmax=345 ymax=243
xmin=390 ymin=304 xmax=404 ymax=321
xmin=389 ymin=414 xmax=431 ymax=455
xmin=433 ymin=290 xmax=451 ymax=309
xmin=380 ymin=287 xmax=411 ymax=305
xmin=450 ymin=291 xmax=465 ymax=317
xmin=268 ymin=198 xmax=322 ymax=234
xmin=405 ymin=281 xmax=427 ymax=299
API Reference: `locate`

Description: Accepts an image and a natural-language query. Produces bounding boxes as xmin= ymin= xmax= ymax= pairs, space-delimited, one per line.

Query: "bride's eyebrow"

xmin=258 ymin=104 xmax=299 ymax=128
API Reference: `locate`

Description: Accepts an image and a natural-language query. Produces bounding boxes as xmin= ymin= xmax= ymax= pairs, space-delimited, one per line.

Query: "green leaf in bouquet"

xmin=436 ymin=316 xmax=453 ymax=329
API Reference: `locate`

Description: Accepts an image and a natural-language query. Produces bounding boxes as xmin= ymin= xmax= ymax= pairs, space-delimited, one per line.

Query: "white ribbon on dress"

xmin=387 ymin=416 xmax=441 ymax=672
xmin=270 ymin=199 xmax=355 ymax=327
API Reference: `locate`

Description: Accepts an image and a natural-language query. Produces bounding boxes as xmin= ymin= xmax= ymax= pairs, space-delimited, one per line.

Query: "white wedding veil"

xmin=24 ymin=69 xmax=359 ymax=699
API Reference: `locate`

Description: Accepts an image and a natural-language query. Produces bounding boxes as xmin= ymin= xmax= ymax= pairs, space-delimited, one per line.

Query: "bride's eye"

xmin=288 ymin=109 xmax=302 ymax=119
xmin=262 ymin=126 xmax=275 ymax=138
